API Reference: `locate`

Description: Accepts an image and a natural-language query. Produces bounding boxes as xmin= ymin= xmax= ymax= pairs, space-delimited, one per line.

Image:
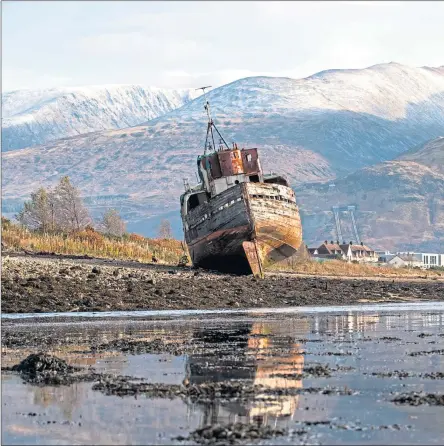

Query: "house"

xmin=346 ymin=242 xmax=379 ymax=263
xmin=387 ymin=254 xmax=422 ymax=268
xmin=396 ymin=252 xmax=444 ymax=269
xmin=316 ymin=241 xmax=349 ymax=260
xmin=421 ymin=252 xmax=444 ymax=269
xmin=309 ymin=240 xmax=378 ymax=263
xmin=376 ymin=250 xmax=395 ymax=262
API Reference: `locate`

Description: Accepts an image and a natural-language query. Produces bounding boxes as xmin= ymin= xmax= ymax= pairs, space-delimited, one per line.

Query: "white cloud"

xmin=79 ymin=30 xmax=208 ymax=66
xmin=2 ymin=68 xmax=73 ymax=92
xmin=2 ymin=68 xmax=34 ymax=91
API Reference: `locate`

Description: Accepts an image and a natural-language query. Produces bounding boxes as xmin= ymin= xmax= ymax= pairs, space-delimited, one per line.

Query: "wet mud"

xmin=91 ymin=338 xmax=186 ymax=356
xmin=2 ymin=255 xmax=443 ymax=313
xmin=175 ymin=423 xmax=290 ymax=445
xmin=408 ymin=349 xmax=444 ymax=356
xmin=7 ymin=352 xmax=81 ymax=385
xmin=92 ymin=376 xmax=356 ymax=399
xmin=2 ymin=353 xmax=137 ymax=387
xmin=392 ymin=392 xmax=444 ymax=406
xmin=366 ymin=370 xmax=444 ymax=379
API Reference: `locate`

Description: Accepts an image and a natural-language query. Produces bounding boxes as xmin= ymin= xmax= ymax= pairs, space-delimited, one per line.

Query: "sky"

xmin=2 ymin=1 xmax=444 ymax=92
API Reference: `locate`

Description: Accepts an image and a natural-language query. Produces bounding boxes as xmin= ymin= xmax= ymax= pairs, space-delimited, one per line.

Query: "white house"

xmin=387 ymin=254 xmax=423 ymax=268
xmin=380 ymin=251 xmax=444 ymax=269
xmin=420 ymin=253 xmax=444 ymax=269
xmin=397 ymin=252 xmax=444 ymax=269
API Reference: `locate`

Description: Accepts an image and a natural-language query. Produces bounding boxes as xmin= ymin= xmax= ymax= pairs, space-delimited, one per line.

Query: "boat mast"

xmin=195 ymin=86 xmax=230 ymax=154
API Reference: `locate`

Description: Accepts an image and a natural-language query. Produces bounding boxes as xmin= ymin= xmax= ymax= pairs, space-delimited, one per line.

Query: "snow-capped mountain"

xmin=2 ymin=85 xmax=202 ymax=151
xmin=149 ymin=62 xmax=444 ymax=177
xmin=2 ymin=63 xmax=444 ymax=247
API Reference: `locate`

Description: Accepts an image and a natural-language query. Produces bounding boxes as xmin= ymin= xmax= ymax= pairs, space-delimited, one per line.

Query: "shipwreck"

xmin=180 ymin=88 xmax=302 ymax=277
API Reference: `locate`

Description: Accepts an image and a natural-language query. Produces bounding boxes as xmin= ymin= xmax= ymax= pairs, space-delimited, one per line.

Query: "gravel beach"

xmin=2 ymin=254 xmax=443 ymax=314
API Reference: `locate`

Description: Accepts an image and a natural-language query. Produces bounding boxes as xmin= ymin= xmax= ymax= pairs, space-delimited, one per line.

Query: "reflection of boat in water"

xmin=246 ymin=323 xmax=304 ymax=422
xmin=186 ymin=320 xmax=307 ymax=425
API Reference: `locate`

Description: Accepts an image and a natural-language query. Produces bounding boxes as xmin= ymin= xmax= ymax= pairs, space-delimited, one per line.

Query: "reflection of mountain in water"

xmin=186 ymin=320 xmax=308 ymax=426
xmin=30 ymin=382 xmax=87 ymax=421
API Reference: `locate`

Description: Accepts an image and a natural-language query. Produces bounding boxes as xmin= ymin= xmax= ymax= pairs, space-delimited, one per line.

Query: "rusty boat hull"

xmin=183 ymin=182 xmax=302 ymax=276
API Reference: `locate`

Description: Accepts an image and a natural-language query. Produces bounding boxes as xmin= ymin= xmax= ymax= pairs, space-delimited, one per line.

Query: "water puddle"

xmin=2 ymin=305 xmax=444 ymax=445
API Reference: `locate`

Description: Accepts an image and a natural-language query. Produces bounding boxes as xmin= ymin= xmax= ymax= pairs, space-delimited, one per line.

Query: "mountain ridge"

xmin=396 ymin=136 xmax=444 ymax=173
xmin=296 ymin=136 xmax=444 ymax=251
xmin=2 ymin=85 xmax=201 ymax=151
xmin=2 ymin=62 xmax=444 ymax=249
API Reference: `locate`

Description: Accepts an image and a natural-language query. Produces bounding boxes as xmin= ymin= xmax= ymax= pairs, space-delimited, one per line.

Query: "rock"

xmin=91 ymin=267 xmax=101 ymax=274
xmin=70 ymin=265 xmax=82 ymax=271
xmin=10 ymin=352 xmax=79 ymax=385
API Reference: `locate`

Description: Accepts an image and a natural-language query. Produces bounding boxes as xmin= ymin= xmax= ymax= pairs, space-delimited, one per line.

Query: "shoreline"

xmin=4 ymin=250 xmax=443 ymax=282
xmin=3 ymin=302 xmax=444 ymax=326
xmin=2 ymin=254 xmax=443 ymax=315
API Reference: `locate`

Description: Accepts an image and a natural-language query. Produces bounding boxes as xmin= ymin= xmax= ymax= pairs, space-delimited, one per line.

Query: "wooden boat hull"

xmin=246 ymin=182 xmax=302 ymax=274
xmin=183 ymin=182 xmax=302 ymax=276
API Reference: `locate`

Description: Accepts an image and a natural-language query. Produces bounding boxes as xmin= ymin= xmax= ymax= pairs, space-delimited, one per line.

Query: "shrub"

xmin=128 ymin=233 xmax=145 ymax=242
xmin=74 ymin=228 xmax=104 ymax=243
xmin=1 ymin=218 xmax=184 ymax=265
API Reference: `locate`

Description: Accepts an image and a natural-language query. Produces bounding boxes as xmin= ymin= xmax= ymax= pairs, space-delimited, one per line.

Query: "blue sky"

xmin=3 ymin=1 xmax=444 ymax=92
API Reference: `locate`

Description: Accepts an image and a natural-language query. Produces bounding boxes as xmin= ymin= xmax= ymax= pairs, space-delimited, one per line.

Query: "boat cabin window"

xmin=188 ymin=194 xmax=200 ymax=211
xmin=187 ymin=191 xmax=209 ymax=212
xmin=246 ymin=154 xmax=252 ymax=162
xmin=264 ymin=175 xmax=289 ymax=187
xmin=249 ymin=175 xmax=260 ymax=183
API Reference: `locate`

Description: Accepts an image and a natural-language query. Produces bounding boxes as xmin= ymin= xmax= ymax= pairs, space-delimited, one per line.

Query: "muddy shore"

xmin=2 ymin=254 xmax=443 ymax=314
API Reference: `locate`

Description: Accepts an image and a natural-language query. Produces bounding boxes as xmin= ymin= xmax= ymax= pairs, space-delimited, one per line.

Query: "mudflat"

xmin=2 ymin=306 xmax=444 ymax=445
xmin=2 ymin=254 xmax=443 ymax=314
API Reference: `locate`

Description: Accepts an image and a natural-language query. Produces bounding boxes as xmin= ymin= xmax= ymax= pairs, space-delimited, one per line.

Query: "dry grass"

xmin=268 ymin=258 xmax=442 ymax=279
xmin=1 ymin=218 xmax=185 ymax=265
xmin=2 ymin=217 xmax=442 ymax=278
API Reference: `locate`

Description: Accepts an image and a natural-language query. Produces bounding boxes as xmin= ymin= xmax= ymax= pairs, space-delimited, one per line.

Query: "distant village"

xmin=307 ymin=240 xmax=444 ymax=270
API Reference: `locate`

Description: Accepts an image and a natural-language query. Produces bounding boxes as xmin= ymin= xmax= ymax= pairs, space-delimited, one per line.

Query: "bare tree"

xmin=16 ymin=187 xmax=55 ymax=232
xmin=52 ymin=176 xmax=91 ymax=232
xmin=101 ymin=209 xmax=126 ymax=237
xmin=157 ymin=219 xmax=173 ymax=239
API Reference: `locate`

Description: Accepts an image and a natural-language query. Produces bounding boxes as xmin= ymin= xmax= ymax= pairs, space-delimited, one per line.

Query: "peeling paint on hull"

xmin=183 ymin=182 xmax=302 ymax=276
xmin=247 ymin=182 xmax=302 ymax=272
